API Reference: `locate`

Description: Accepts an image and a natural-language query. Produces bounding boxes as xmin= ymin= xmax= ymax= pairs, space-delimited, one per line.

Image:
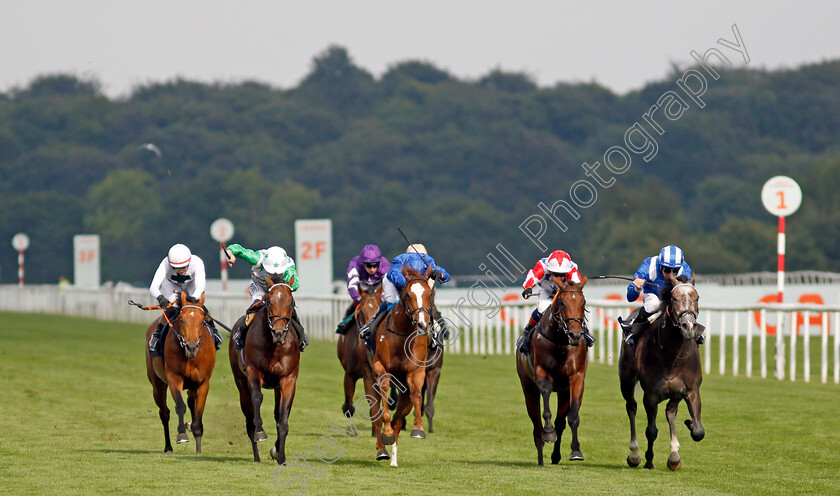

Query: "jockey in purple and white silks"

xmin=620 ymin=244 xmax=703 ymax=349
xmin=358 ymin=244 xmax=450 ymax=346
xmin=335 ymin=245 xmax=391 ymax=334
xmin=148 ymin=244 xmax=222 ymax=355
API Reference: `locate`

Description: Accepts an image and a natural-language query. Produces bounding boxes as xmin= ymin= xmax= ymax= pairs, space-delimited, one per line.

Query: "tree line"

xmin=1 ymin=46 xmax=839 ymax=285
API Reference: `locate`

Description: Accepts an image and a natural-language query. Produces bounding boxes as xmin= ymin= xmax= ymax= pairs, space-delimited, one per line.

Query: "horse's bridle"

xmin=265 ymin=282 xmax=295 ymax=336
xmin=399 ymin=277 xmax=434 ymax=331
xmin=549 ymin=289 xmax=588 ymax=337
xmin=169 ymin=304 xmax=206 ymax=351
xmin=355 ymin=295 xmax=382 ymax=328
xmin=666 ymin=283 xmax=699 ymax=327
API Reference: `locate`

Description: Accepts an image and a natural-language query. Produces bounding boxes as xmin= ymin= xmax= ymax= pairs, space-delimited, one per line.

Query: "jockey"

xmin=225 ymin=243 xmax=308 ymax=351
xmin=335 ymin=244 xmax=391 ymax=334
xmin=148 ymin=244 xmax=223 ymax=355
xmin=619 ymin=244 xmax=702 ymax=349
xmin=516 ymin=250 xmax=594 ymax=354
xmin=359 ymin=244 xmax=450 ymax=348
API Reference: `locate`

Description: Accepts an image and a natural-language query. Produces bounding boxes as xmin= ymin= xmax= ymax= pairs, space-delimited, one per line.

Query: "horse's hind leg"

xmin=665 ymin=398 xmax=681 ymax=471
xmin=235 ymin=378 xmax=260 ymax=462
xmin=248 ymin=376 xmax=269 ymax=443
xmin=151 ymin=377 xmax=172 ymax=453
xmin=341 ymin=371 xmax=358 ymax=418
xmin=407 ymin=368 xmax=426 ymax=439
xmin=190 ymin=382 xmax=210 ymax=454
xmin=389 ymin=392 xmax=413 ymax=467
xmin=642 ymin=392 xmax=660 ymax=469
xmin=684 ymin=389 xmax=705 ymax=442
xmin=424 ymin=364 xmax=441 ymax=434
xmin=521 ymin=379 xmax=546 ymax=466
xmin=620 ymin=376 xmax=641 ymax=467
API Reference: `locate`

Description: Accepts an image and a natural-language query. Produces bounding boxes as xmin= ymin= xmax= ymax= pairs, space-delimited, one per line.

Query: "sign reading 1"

xmin=761 ymin=175 xmax=802 ymax=217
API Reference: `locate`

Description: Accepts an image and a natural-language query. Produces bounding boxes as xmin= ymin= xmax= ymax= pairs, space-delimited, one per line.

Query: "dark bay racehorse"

xmin=228 ymin=275 xmax=300 ymax=464
xmin=370 ymin=265 xmax=434 ymax=467
xmin=145 ymin=291 xmax=216 ymax=453
xmin=337 ymin=284 xmax=382 ymax=435
xmin=619 ymin=273 xmax=705 ymax=470
xmin=516 ymin=277 xmax=589 ymax=466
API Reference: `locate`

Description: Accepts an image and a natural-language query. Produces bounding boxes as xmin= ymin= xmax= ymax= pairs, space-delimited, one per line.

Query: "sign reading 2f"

xmin=294 ymin=219 xmax=333 ymax=295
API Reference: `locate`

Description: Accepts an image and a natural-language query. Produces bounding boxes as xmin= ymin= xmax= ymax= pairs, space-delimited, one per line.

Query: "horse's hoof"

xmin=164 ymin=447 xmax=173 ymax=454
xmin=254 ymin=430 xmax=268 ymax=442
xmin=551 ymin=452 xmax=561 ymax=465
xmin=381 ymin=433 xmax=395 ymax=445
xmin=569 ymin=450 xmax=584 ymax=461
xmin=643 ymin=461 xmax=655 ymax=470
xmin=376 ymin=449 xmax=390 ymax=461
xmin=270 ymin=446 xmax=278 ymax=460
xmin=176 ymin=433 xmax=189 ymax=444
xmin=410 ymin=429 xmax=425 ymax=439
xmin=627 ymin=454 xmax=640 ymax=467
xmin=541 ymin=430 xmax=557 ymax=444
xmin=667 ymin=452 xmax=681 ymax=471
xmin=341 ymin=405 xmax=355 ymax=417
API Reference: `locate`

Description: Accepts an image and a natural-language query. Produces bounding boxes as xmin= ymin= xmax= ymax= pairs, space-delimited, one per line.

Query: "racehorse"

xmin=618 ymin=273 xmax=705 ymax=470
xmin=228 ymin=275 xmax=301 ymax=464
xmin=515 ymin=277 xmax=589 ymax=466
xmin=145 ymin=291 xmax=216 ymax=453
xmin=337 ymin=284 xmax=382 ymax=435
xmin=370 ymin=265 xmax=435 ymax=467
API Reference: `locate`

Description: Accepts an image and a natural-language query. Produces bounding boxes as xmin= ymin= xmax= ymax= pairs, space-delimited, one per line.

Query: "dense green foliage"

xmin=1 ymin=47 xmax=839 ymax=284
xmin=2 ymin=311 xmax=839 ymax=495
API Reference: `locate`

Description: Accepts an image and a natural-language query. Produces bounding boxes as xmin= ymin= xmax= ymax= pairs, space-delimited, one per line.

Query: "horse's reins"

xmin=385 ymin=277 xmax=433 ymax=337
xmin=355 ymin=295 xmax=382 ymax=328
xmin=169 ymin=304 xmax=206 ymax=350
xmin=657 ymin=283 xmax=699 ymax=358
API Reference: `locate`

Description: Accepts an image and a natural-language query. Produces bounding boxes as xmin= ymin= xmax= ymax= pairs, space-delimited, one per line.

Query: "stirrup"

xmin=584 ymin=330 xmax=595 ymax=348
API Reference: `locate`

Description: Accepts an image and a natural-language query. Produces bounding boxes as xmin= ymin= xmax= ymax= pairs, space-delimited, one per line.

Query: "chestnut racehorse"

xmin=337 ymin=284 xmax=382 ymax=435
xmin=515 ymin=277 xmax=589 ymax=466
xmin=145 ymin=291 xmax=216 ymax=453
xmin=370 ymin=265 xmax=434 ymax=467
xmin=228 ymin=275 xmax=301 ymax=464
xmin=619 ymin=273 xmax=704 ymax=471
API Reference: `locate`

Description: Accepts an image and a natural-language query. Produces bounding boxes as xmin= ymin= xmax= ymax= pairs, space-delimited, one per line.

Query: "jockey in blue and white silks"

xmin=621 ymin=244 xmax=701 ymax=348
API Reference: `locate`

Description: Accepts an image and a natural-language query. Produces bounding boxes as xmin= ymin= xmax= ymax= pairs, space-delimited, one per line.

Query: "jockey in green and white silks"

xmin=224 ymin=243 xmax=307 ymax=351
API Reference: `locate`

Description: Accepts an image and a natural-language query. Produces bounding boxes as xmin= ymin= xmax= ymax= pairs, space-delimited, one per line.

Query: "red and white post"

xmin=17 ymin=250 xmax=24 ymax=287
xmin=777 ymin=216 xmax=785 ymax=303
xmin=220 ymin=247 xmax=228 ymax=292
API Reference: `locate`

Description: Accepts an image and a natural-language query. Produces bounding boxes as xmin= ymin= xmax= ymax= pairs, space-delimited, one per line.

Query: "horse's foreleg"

xmin=620 ymin=376 xmax=640 ymax=467
xmin=191 ymin=381 xmax=210 ymax=454
xmin=642 ymin=392 xmax=660 ymax=469
xmin=248 ymin=375 xmax=268 ymax=443
xmin=683 ymin=389 xmax=705 ymax=441
xmin=389 ymin=392 xmax=413 ymax=468
xmin=270 ymin=375 xmax=297 ymax=465
xmin=551 ymin=393 xmax=570 ymax=465
xmin=567 ymin=373 xmax=586 ymax=462
xmin=372 ymin=362 xmax=395 ymax=445
xmin=665 ymin=397 xmax=681 ymax=471
xmin=520 ymin=378 xmax=546 ymax=466
xmin=407 ymin=368 xmax=426 ymax=438
xmin=166 ymin=376 xmax=189 ymax=445
xmin=535 ymin=368 xmax=556 ymax=444
xmin=151 ymin=377 xmax=172 ymax=453
xmin=424 ymin=364 xmax=441 ymax=434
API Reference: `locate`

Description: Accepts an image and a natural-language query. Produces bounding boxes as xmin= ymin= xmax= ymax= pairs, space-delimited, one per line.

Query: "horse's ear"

xmin=375 ymin=285 xmax=382 ymax=297
xmin=580 ymin=275 xmax=588 ymax=287
xmin=402 ymin=265 xmax=411 ymax=278
xmin=288 ymin=275 xmax=295 ymax=287
xmin=689 ymin=272 xmax=696 ymax=285
xmin=180 ymin=291 xmax=187 ymax=306
xmin=266 ymin=276 xmax=275 ymax=287
xmin=198 ymin=292 xmax=205 ymax=306
xmin=423 ymin=264 xmax=432 ymax=280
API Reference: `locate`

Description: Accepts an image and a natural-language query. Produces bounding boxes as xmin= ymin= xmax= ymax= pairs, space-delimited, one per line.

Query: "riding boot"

xmin=290 ymin=310 xmax=308 ymax=352
xmin=236 ymin=300 xmax=263 ymax=350
xmin=149 ymin=326 xmax=162 ymax=356
xmin=335 ymin=314 xmax=354 ymax=335
xmin=359 ymin=302 xmax=387 ymax=339
xmin=583 ymin=327 xmax=596 ymax=348
xmin=695 ymin=324 xmax=706 ymax=346
xmin=517 ymin=324 xmax=536 ymax=355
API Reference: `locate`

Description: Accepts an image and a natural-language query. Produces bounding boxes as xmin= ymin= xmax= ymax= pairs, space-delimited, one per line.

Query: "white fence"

xmin=2 ymin=285 xmax=838 ymax=384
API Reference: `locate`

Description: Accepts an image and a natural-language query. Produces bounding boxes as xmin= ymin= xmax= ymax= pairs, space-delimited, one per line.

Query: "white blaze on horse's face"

xmin=673 ymin=284 xmax=699 ymax=339
xmin=410 ymin=283 xmax=428 ymax=329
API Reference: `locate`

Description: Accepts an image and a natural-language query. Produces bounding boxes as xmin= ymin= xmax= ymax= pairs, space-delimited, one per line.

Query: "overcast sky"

xmin=2 ymin=1 xmax=838 ymax=98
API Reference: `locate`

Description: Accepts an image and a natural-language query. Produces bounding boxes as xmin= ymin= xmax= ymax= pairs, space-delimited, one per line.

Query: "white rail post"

xmin=719 ymin=312 xmax=726 ymax=376
xmin=758 ymin=309 xmax=765 ymax=378
xmin=803 ymin=310 xmax=810 ymax=383
xmin=733 ymin=311 xmax=740 ymax=376
xmin=789 ymin=310 xmax=797 ymax=382
xmin=704 ymin=311 xmax=711 ymax=374
xmin=834 ymin=312 xmax=839 ymax=384
xmin=776 ymin=311 xmax=785 ymax=380
xmin=821 ymin=311 xmax=828 ymax=384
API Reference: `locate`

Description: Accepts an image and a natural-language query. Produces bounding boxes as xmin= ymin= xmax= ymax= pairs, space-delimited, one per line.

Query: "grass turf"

xmin=1 ymin=311 xmax=838 ymax=495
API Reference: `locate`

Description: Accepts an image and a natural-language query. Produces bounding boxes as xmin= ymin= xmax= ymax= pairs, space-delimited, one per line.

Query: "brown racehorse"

xmin=619 ymin=273 xmax=704 ymax=471
xmin=370 ymin=265 xmax=434 ymax=467
xmin=515 ymin=276 xmax=589 ymax=466
xmin=228 ymin=275 xmax=300 ymax=464
xmin=145 ymin=291 xmax=216 ymax=453
xmin=337 ymin=284 xmax=382 ymax=435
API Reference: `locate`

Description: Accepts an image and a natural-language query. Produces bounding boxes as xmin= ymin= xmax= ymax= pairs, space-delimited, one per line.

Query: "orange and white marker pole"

xmin=777 ymin=216 xmax=785 ymax=303
xmin=761 ymin=176 xmax=802 ymax=304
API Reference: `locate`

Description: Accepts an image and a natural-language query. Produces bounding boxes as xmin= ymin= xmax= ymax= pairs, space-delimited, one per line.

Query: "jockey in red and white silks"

xmin=523 ymin=250 xmax=582 ymax=315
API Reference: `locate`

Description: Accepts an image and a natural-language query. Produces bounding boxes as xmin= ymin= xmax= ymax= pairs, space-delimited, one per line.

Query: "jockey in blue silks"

xmin=358 ymin=243 xmax=450 ymax=347
xmin=619 ymin=244 xmax=703 ymax=349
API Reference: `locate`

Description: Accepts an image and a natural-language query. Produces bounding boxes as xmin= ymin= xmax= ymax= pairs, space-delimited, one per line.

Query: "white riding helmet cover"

xmin=168 ymin=244 xmax=192 ymax=268
xmin=407 ymin=243 xmax=427 ymax=255
xmin=262 ymin=246 xmax=291 ymax=275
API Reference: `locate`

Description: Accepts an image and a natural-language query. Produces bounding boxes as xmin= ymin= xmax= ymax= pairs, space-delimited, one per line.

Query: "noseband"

xmin=170 ymin=304 xmax=206 ymax=351
xmin=266 ymin=282 xmax=295 ymax=335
